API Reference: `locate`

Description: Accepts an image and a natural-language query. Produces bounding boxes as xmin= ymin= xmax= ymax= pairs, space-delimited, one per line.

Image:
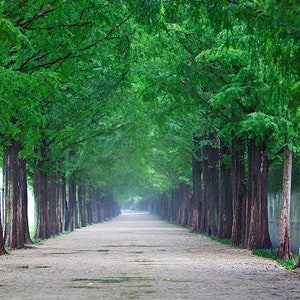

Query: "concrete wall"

xmin=268 ymin=190 xmax=300 ymax=252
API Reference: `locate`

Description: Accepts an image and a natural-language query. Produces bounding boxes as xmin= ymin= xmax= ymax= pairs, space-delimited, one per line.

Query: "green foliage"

xmin=0 ymin=17 xmax=23 ymax=44
xmin=1 ymin=0 xmax=300 ymax=205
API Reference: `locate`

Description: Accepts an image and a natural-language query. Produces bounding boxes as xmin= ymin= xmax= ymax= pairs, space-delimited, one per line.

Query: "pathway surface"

xmin=1 ymin=211 xmax=300 ymax=299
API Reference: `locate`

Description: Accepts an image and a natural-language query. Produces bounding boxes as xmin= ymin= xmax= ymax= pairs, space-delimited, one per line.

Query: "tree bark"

xmin=3 ymin=139 xmax=32 ymax=249
xmin=67 ymin=178 xmax=77 ymax=232
xmin=191 ymin=148 xmax=202 ymax=231
xmin=218 ymin=142 xmax=232 ymax=239
xmin=277 ymin=147 xmax=294 ymax=259
xmin=33 ymin=169 xmax=66 ymax=239
xmin=245 ymin=138 xmax=271 ymax=250
xmin=0 ymin=189 xmax=7 ymax=255
xmin=178 ymin=182 xmax=191 ymax=227
xmin=56 ymin=174 xmax=66 ymax=233
xmin=78 ymin=183 xmax=86 ymax=227
xmin=201 ymin=132 xmax=219 ymax=236
xmin=33 ymin=169 xmax=49 ymax=239
xmin=231 ymin=137 xmax=247 ymax=246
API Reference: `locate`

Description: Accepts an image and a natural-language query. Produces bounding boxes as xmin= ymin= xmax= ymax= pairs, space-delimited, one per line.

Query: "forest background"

xmin=0 ymin=0 xmax=300 ymax=262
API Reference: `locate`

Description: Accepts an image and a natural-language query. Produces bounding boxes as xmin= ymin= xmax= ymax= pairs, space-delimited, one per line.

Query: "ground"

xmin=1 ymin=211 xmax=300 ymax=299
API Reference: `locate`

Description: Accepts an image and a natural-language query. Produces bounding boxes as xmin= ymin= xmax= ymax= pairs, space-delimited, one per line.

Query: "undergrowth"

xmin=252 ymin=248 xmax=297 ymax=270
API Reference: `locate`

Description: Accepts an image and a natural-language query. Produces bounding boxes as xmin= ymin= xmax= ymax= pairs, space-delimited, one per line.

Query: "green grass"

xmin=31 ymin=237 xmax=45 ymax=244
xmin=252 ymin=248 xmax=297 ymax=270
xmin=205 ymin=234 xmax=231 ymax=245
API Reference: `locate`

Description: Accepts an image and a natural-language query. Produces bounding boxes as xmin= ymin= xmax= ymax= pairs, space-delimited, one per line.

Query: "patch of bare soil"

xmin=1 ymin=211 xmax=300 ymax=299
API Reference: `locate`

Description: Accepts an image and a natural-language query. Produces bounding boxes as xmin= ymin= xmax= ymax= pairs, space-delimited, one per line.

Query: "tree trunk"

xmin=33 ymin=169 xmax=49 ymax=239
xmin=3 ymin=139 xmax=32 ymax=249
xmin=0 ymin=189 xmax=7 ymax=255
xmin=191 ymin=150 xmax=202 ymax=231
xmin=178 ymin=182 xmax=191 ymax=226
xmin=277 ymin=147 xmax=294 ymax=259
xmin=56 ymin=174 xmax=66 ymax=233
xmin=231 ymin=137 xmax=247 ymax=246
xmin=47 ymin=175 xmax=58 ymax=236
xmin=87 ymin=190 xmax=98 ymax=224
xmin=78 ymin=183 xmax=86 ymax=227
xmin=33 ymin=170 xmax=66 ymax=239
xmin=218 ymin=142 xmax=232 ymax=239
xmin=86 ymin=192 xmax=93 ymax=225
xmin=245 ymin=138 xmax=271 ymax=250
xmin=67 ymin=178 xmax=77 ymax=232
xmin=201 ymin=132 xmax=219 ymax=236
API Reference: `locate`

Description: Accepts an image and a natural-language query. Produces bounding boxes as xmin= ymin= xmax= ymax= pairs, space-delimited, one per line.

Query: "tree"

xmin=1 ymin=0 xmax=134 ymax=244
xmin=277 ymin=148 xmax=293 ymax=259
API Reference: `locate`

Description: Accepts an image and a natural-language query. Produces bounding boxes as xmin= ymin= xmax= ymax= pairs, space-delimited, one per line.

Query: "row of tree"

xmin=130 ymin=0 xmax=300 ymax=259
xmin=0 ymin=1 xmax=299 ymax=261
xmin=0 ymin=0 xmax=134 ymax=254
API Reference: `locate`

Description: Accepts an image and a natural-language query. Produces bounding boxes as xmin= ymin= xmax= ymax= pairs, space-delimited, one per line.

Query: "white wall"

xmin=0 ymin=171 xmax=34 ymax=227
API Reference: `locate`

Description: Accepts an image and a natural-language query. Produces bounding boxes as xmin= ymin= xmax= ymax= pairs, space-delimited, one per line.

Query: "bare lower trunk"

xmin=245 ymin=138 xmax=271 ymax=250
xmin=67 ymin=178 xmax=77 ymax=232
xmin=0 ymin=190 xmax=7 ymax=255
xmin=178 ymin=182 xmax=191 ymax=227
xmin=33 ymin=170 xmax=66 ymax=239
xmin=191 ymin=149 xmax=202 ymax=231
xmin=33 ymin=169 xmax=49 ymax=239
xmin=231 ymin=137 xmax=247 ymax=246
xmin=218 ymin=162 xmax=232 ymax=239
xmin=277 ymin=147 xmax=294 ymax=259
xmin=78 ymin=183 xmax=86 ymax=227
xmin=201 ymin=132 xmax=219 ymax=236
xmin=3 ymin=140 xmax=32 ymax=249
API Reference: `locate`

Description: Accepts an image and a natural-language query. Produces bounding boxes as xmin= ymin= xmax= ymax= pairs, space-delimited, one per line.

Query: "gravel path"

xmin=1 ymin=211 xmax=300 ymax=299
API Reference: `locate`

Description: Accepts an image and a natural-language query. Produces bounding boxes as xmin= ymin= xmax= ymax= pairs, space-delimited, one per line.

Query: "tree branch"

xmin=15 ymin=5 xmax=56 ymax=29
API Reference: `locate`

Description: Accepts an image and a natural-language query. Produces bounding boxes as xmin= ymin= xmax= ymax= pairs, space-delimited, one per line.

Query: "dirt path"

xmin=1 ymin=211 xmax=300 ymax=299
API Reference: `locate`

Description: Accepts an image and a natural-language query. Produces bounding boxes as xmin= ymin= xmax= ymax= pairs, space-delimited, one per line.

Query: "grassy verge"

xmin=252 ymin=248 xmax=297 ymax=270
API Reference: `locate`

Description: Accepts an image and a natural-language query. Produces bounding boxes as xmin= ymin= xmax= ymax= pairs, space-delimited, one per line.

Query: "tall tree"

xmin=277 ymin=147 xmax=293 ymax=259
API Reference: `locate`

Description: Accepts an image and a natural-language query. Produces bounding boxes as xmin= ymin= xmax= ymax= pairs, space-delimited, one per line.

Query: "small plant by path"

xmin=252 ymin=248 xmax=297 ymax=270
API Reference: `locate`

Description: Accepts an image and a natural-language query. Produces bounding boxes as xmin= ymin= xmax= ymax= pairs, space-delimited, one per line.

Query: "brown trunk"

xmin=178 ymin=182 xmax=191 ymax=226
xmin=245 ymin=138 xmax=271 ymax=250
xmin=48 ymin=175 xmax=57 ymax=236
xmin=97 ymin=190 xmax=103 ymax=222
xmin=87 ymin=190 xmax=98 ymax=224
xmin=277 ymin=147 xmax=294 ymax=259
xmin=33 ymin=170 xmax=66 ymax=239
xmin=174 ymin=187 xmax=181 ymax=224
xmin=57 ymin=174 xmax=66 ymax=233
xmin=67 ymin=178 xmax=77 ymax=231
xmin=191 ymin=151 xmax=202 ymax=231
xmin=0 ymin=190 xmax=7 ymax=255
xmin=86 ymin=193 xmax=93 ymax=225
xmin=78 ymin=183 xmax=86 ymax=227
xmin=3 ymin=139 xmax=32 ymax=249
xmin=231 ymin=137 xmax=247 ymax=246
xmin=218 ymin=142 xmax=233 ymax=239
xmin=201 ymin=133 xmax=219 ymax=235
xmin=33 ymin=142 xmax=51 ymax=239
xmin=33 ymin=169 xmax=49 ymax=239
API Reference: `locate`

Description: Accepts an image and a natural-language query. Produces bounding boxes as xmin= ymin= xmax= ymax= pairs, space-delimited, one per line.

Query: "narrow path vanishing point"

xmin=1 ymin=211 xmax=300 ymax=300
